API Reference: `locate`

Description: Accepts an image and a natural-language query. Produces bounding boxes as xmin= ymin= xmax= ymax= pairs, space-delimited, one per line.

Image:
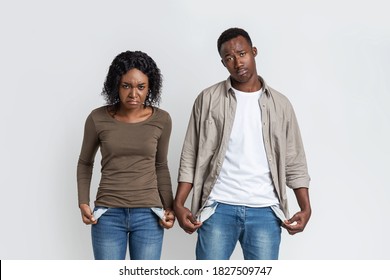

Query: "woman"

xmin=77 ymin=50 xmax=175 ymax=260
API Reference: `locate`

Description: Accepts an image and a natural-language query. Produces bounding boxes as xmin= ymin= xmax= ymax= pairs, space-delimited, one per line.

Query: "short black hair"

xmin=102 ymin=50 xmax=162 ymax=107
xmin=217 ymin=27 xmax=253 ymax=54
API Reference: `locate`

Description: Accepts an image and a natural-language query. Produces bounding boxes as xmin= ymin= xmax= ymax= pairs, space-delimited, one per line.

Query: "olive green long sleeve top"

xmin=77 ymin=106 xmax=173 ymax=209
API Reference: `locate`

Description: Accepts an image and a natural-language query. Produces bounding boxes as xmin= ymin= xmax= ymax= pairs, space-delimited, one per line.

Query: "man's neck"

xmin=231 ymin=76 xmax=262 ymax=92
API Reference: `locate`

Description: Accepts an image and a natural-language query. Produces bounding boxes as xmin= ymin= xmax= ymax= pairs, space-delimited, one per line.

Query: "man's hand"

xmin=283 ymin=187 xmax=311 ymax=235
xmin=282 ymin=208 xmax=311 ymax=235
xmin=174 ymin=182 xmax=202 ymax=234
xmin=174 ymin=204 xmax=202 ymax=234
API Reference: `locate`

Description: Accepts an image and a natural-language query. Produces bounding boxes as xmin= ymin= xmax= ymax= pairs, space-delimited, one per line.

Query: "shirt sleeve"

xmin=77 ymin=113 xmax=99 ymax=205
xmin=177 ymin=96 xmax=201 ymax=184
xmin=285 ymin=101 xmax=310 ymax=189
xmin=155 ymin=112 xmax=173 ymax=209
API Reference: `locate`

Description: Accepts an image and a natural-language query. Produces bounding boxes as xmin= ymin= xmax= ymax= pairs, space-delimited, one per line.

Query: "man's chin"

xmin=231 ymin=76 xmax=250 ymax=84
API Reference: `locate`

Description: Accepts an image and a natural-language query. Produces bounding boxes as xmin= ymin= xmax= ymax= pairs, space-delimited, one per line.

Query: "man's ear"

xmin=253 ymin=46 xmax=258 ymax=57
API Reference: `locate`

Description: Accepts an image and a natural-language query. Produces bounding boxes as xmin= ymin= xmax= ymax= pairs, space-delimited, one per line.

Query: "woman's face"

xmin=118 ymin=68 xmax=149 ymax=109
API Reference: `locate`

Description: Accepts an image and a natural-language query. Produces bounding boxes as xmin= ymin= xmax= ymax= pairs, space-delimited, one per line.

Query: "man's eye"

xmin=240 ymin=52 xmax=246 ymax=57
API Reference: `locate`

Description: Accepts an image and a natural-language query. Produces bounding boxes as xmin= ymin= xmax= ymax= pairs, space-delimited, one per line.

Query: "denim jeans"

xmin=91 ymin=207 xmax=163 ymax=260
xmin=196 ymin=203 xmax=281 ymax=260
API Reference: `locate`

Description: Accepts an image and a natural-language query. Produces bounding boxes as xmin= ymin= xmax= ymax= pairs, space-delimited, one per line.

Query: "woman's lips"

xmin=127 ymin=99 xmax=140 ymax=104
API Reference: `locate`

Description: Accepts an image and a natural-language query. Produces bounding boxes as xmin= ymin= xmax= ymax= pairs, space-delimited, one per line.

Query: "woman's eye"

xmin=138 ymin=86 xmax=145 ymax=90
xmin=122 ymin=84 xmax=130 ymax=89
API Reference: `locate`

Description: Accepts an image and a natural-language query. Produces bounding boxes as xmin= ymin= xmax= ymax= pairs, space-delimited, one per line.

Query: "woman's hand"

xmin=79 ymin=203 xmax=97 ymax=225
xmin=159 ymin=208 xmax=175 ymax=229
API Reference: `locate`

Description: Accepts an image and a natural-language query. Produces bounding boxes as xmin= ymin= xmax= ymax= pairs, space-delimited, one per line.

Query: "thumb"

xmin=187 ymin=212 xmax=197 ymax=224
xmin=286 ymin=215 xmax=298 ymax=226
xmin=81 ymin=206 xmax=95 ymax=221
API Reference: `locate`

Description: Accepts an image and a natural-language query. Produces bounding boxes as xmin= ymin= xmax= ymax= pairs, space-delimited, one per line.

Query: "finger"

xmin=288 ymin=228 xmax=303 ymax=235
xmin=187 ymin=213 xmax=198 ymax=224
xmin=165 ymin=209 xmax=175 ymax=216
xmin=165 ymin=213 xmax=175 ymax=221
xmin=184 ymin=223 xmax=201 ymax=233
xmin=184 ymin=225 xmax=200 ymax=234
xmin=160 ymin=219 xmax=174 ymax=229
xmin=285 ymin=222 xmax=305 ymax=234
xmin=82 ymin=213 xmax=97 ymax=225
xmin=284 ymin=220 xmax=298 ymax=227
xmin=167 ymin=214 xmax=175 ymax=221
xmin=86 ymin=215 xmax=96 ymax=224
xmin=287 ymin=214 xmax=299 ymax=223
xmin=81 ymin=209 xmax=94 ymax=220
xmin=159 ymin=219 xmax=164 ymax=228
xmin=159 ymin=219 xmax=169 ymax=228
xmin=287 ymin=229 xmax=297 ymax=235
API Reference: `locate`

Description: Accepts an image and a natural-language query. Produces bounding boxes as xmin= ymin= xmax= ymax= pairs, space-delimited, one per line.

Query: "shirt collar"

xmin=225 ymin=75 xmax=271 ymax=97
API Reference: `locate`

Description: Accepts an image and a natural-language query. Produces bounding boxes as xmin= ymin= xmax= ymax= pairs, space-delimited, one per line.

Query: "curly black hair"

xmin=102 ymin=50 xmax=162 ymax=107
xmin=217 ymin=27 xmax=253 ymax=55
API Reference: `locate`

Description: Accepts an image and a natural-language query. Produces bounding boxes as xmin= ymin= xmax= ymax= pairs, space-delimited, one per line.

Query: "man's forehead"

xmin=221 ymin=37 xmax=250 ymax=53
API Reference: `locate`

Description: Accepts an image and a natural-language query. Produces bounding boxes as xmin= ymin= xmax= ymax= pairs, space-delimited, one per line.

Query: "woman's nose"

xmin=128 ymin=88 xmax=136 ymax=97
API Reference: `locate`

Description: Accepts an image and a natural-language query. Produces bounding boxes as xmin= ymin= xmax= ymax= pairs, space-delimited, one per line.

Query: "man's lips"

xmin=237 ymin=68 xmax=248 ymax=76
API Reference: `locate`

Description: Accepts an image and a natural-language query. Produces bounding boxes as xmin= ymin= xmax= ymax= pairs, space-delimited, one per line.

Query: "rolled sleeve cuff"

xmin=288 ymin=177 xmax=311 ymax=189
xmin=177 ymin=173 xmax=194 ymax=184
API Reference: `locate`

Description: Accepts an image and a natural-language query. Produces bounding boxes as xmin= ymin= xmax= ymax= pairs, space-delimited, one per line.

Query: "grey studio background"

xmin=1 ymin=0 xmax=389 ymax=260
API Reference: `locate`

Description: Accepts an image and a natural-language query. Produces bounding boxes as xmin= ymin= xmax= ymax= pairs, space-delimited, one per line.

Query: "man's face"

xmin=220 ymin=35 xmax=258 ymax=88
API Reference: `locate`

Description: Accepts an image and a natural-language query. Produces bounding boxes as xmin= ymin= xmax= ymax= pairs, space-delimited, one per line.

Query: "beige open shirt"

xmin=178 ymin=76 xmax=310 ymax=219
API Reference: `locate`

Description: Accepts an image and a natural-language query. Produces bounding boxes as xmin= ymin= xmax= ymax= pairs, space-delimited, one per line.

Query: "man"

xmin=174 ymin=27 xmax=311 ymax=260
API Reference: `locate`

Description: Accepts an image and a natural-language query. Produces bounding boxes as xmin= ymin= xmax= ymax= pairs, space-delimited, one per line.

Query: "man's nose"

xmin=234 ymin=57 xmax=242 ymax=68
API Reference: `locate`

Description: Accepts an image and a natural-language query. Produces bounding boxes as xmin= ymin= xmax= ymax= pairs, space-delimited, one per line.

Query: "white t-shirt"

xmin=209 ymin=88 xmax=279 ymax=207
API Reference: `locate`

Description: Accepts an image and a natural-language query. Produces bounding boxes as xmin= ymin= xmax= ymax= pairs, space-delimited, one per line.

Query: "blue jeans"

xmin=196 ymin=203 xmax=281 ymax=260
xmin=91 ymin=207 xmax=163 ymax=260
